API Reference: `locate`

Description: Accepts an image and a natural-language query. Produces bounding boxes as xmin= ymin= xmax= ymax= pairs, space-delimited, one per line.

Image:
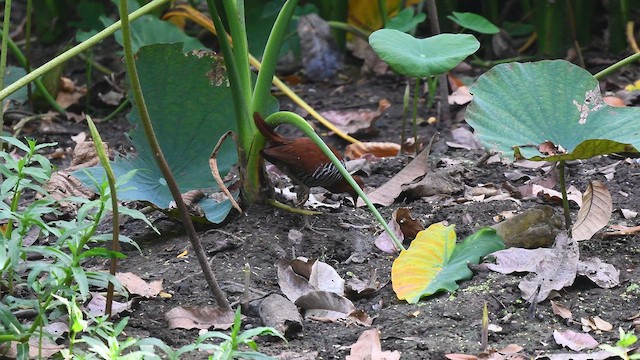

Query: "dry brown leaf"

xmin=374 ymin=207 xmax=423 ymax=253
xmin=309 ymin=260 xmax=345 ymax=296
xmin=116 ymin=272 xmax=163 ymax=298
xmin=576 ymin=257 xmax=620 ymax=288
xmin=320 ymin=99 xmax=390 ymax=135
xmin=294 ymin=290 xmax=356 ymax=321
xmin=344 ymin=269 xmax=384 ymax=300
xmin=448 ymin=85 xmax=473 ymax=105
xmin=551 ymin=300 xmax=573 ymax=320
xmin=165 ymin=306 xmax=234 ymax=330
xmin=553 ymin=330 xmax=599 ymax=351
xmin=620 ymin=208 xmax=638 ymax=219
xmin=276 ymin=259 xmax=316 ymax=303
xmin=356 ymin=146 xmax=431 ymax=207
xmin=346 ymin=328 xmax=401 ymax=360
xmin=603 ymin=96 xmax=626 ymax=107
xmin=344 ymin=141 xmax=401 ymax=159
xmin=85 ymin=293 xmax=133 ymax=317
xmin=56 ymin=78 xmax=86 ymax=109
xmin=572 ymin=181 xmax=613 ymax=241
xmin=401 ymin=166 xmax=465 ymax=199
xmin=98 ymin=90 xmax=124 ymax=106
xmin=518 ymin=232 xmax=579 ymax=304
xmin=259 ymin=294 xmax=303 ymax=339
xmin=450 ymin=127 xmax=483 ymax=150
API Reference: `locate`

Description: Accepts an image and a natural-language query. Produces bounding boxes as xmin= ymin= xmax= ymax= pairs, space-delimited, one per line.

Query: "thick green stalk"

xmin=1 ymin=0 xmax=12 ymax=131
xmin=118 ymin=0 xmax=230 ymax=310
xmin=245 ymin=0 xmax=299 ymax=202
xmin=222 ymin=0 xmax=252 ymax=105
xmin=204 ymin=0 xmax=249 ymax=147
xmin=86 ymin=116 xmax=119 ymax=318
xmin=264 ymin=111 xmax=405 ymax=251
xmin=251 ymin=0 xmax=298 ymax=115
xmin=411 ymin=78 xmax=420 ymax=155
xmin=0 ymin=0 xmax=170 ymax=102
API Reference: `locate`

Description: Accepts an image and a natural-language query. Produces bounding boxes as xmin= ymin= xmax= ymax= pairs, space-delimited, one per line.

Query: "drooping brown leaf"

xmin=518 ymin=232 xmax=579 ymax=304
xmin=446 ymin=126 xmax=483 ymax=149
xmin=576 ymin=257 xmax=620 ymax=288
xmin=116 ymin=272 xmax=163 ymax=298
xmin=345 ymin=141 xmax=401 ymax=159
xmin=374 ymin=207 xmax=424 ymax=253
xmin=321 ymin=99 xmax=390 ymax=136
xmin=85 ymin=293 xmax=133 ymax=317
xmin=259 ymin=294 xmax=303 ymax=339
xmin=309 ymin=260 xmax=345 ymax=296
xmin=165 ymin=306 xmax=235 ymax=330
xmin=553 ymin=330 xmax=599 ymax=351
xmin=551 ymin=300 xmax=573 ymax=320
xmin=294 ymin=290 xmax=356 ymax=321
xmin=345 ymin=328 xmax=401 ymax=360
xmin=356 ymin=145 xmax=431 ymax=207
xmin=572 ymin=181 xmax=613 ymax=241
xmin=276 ymin=259 xmax=316 ymax=303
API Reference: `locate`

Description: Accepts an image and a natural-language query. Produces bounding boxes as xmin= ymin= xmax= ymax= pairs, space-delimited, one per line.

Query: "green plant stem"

xmin=593 ymin=52 xmax=640 ymax=80
xmin=0 ymin=0 xmax=12 ymax=132
xmin=400 ymin=82 xmax=410 ymax=154
xmin=222 ymin=0 xmax=252 ymax=106
xmin=264 ymin=111 xmax=405 ymax=251
xmin=326 ymin=21 xmax=371 ymax=40
xmin=118 ymin=0 xmax=230 ymax=310
xmin=26 ymin=0 xmax=32 ymax=101
xmin=0 ymin=33 xmax=65 ymax=113
xmin=77 ymin=52 xmax=113 ymax=75
xmin=558 ymin=160 xmax=572 ymax=230
xmin=86 ymin=116 xmax=119 ymax=318
xmin=101 ymin=98 xmax=131 ymax=122
xmin=0 ymin=0 xmax=170 ymax=102
xmin=246 ymin=0 xmax=299 ymax=203
xmin=411 ymin=78 xmax=420 ymax=155
xmin=377 ymin=0 xmax=388 ymax=27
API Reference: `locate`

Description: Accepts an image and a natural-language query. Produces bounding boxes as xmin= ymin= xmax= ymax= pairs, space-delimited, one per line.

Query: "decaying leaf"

xmin=357 ymin=146 xmax=431 ymax=207
xmin=518 ymin=232 xmax=579 ymax=304
xmin=446 ymin=126 xmax=483 ymax=149
xmin=165 ymin=306 xmax=235 ymax=330
xmin=294 ymin=290 xmax=356 ymax=322
xmin=85 ymin=293 xmax=133 ymax=317
xmin=553 ymin=330 xmax=599 ymax=351
xmin=448 ymin=85 xmax=473 ymax=105
xmin=345 ymin=328 xmax=401 ymax=360
xmin=345 ymin=268 xmax=385 ymax=299
xmin=581 ymin=316 xmax=613 ymax=332
xmin=551 ymin=300 xmax=573 ymax=320
xmin=401 ymin=166 xmax=465 ymax=199
xmin=572 ymin=181 xmax=613 ymax=241
xmin=259 ymin=294 xmax=303 ymax=339
xmin=320 ymin=99 xmax=390 ymax=136
xmin=576 ymin=257 xmax=620 ymax=288
xmin=276 ymin=259 xmax=316 ymax=303
xmin=375 ymin=207 xmax=424 ymax=253
xmin=116 ymin=272 xmax=163 ymax=298
xmin=309 ymin=260 xmax=346 ymax=296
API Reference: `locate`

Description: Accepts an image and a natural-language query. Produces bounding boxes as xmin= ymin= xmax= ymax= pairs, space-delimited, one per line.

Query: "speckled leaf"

xmin=466 ymin=60 xmax=640 ymax=161
xmin=392 ymin=224 xmax=504 ymax=303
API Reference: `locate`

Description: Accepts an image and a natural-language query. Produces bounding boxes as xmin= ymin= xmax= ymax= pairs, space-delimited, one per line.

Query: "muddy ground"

xmin=11 ymin=57 xmax=639 ymax=359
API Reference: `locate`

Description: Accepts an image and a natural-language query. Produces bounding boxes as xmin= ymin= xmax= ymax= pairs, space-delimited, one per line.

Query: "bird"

xmin=254 ymin=112 xmax=364 ymax=206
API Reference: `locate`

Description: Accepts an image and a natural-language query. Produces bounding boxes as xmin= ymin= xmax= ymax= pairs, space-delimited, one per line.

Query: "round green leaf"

xmin=465 ymin=60 xmax=640 ymax=161
xmin=386 ymin=8 xmax=427 ymax=33
xmin=369 ymin=30 xmax=480 ymax=78
xmin=447 ymin=12 xmax=500 ymax=34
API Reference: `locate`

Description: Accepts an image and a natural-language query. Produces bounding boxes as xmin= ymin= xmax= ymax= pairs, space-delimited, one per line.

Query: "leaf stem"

xmin=558 ymin=160 xmax=572 ymax=230
xmin=593 ymin=52 xmax=640 ymax=80
xmin=263 ymin=111 xmax=405 ymax=251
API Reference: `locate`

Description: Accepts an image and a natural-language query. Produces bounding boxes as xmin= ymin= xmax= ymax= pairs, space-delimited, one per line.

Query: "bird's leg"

xmin=294 ymin=185 xmax=310 ymax=207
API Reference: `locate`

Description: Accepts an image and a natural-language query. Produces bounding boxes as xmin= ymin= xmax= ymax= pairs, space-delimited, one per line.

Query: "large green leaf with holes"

xmin=465 ymin=60 xmax=640 ymax=162
xmin=75 ymin=43 xmax=237 ymax=224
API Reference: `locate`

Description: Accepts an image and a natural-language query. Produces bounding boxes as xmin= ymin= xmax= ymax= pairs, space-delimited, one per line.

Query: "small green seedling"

xmin=369 ymin=29 xmax=479 ymax=153
xmin=599 ymin=328 xmax=640 ymax=360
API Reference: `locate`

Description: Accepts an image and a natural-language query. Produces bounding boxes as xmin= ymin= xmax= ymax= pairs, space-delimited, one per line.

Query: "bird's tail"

xmin=254 ymin=112 xmax=286 ymax=145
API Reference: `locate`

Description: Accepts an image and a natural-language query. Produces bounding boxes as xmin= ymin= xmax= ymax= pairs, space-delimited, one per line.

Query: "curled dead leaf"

xmin=572 ymin=181 xmax=613 ymax=241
